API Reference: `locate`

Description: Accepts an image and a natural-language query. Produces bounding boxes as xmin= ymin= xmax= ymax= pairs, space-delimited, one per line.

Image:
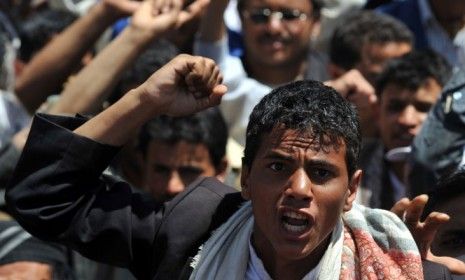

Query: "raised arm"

xmin=48 ymin=0 xmax=184 ymax=115
xmin=197 ymin=0 xmax=229 ymax=42
xmin=6 ymin=54 xmax=227 ymax=278
xmin=14 ymin=0 xmax=141 ymax=114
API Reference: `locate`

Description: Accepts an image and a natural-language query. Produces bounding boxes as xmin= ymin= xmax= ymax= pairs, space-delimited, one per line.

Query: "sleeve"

xmin=5 ymin=113 xmax=161 ymax=278
xmin=5 ymin=113 xmax=242 ymax=280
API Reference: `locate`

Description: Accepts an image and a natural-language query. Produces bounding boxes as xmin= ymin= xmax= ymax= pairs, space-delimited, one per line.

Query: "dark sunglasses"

xmin=242 ymin=8 xmax=308 ymax=24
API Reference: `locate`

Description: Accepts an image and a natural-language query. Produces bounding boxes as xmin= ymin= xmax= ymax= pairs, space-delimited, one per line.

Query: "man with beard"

xmin=194 ymin=0 xmax=327 ymax=147
xmin=195 ymin=0 xmax=374 ymax=160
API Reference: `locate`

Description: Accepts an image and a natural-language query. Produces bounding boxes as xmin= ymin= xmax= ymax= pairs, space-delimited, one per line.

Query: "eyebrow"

xmin=263 ymin=150 xmax=340 ymax=169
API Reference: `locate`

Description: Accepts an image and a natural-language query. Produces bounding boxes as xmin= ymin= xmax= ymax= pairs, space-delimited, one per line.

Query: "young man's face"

xmin=241 ymin=128 xmax=360 ymax=270
xmin=431 ymin=194 xmax=465 ymax=258
xmin=142 ymin=140 xmax=218 ymax=203
xmin=240 ymin=0 xmax=316 ymax=68
xmin=356 ymin=42 xmax=412 ymax=85
xmin=378 ymin=78 xmax=442 ymax=151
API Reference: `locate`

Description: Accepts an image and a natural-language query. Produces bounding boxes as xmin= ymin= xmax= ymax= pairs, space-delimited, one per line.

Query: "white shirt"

xmin=245 ymin=237 xmax=322 ymax=280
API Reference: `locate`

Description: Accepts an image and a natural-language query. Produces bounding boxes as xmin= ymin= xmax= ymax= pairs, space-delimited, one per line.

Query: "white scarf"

xmin=189 ymin=201 xmax=344 ymax=280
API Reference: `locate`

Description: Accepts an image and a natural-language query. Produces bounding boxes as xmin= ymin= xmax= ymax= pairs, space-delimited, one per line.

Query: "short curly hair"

xmin=243 ymin=80 xmax=361 ymax=177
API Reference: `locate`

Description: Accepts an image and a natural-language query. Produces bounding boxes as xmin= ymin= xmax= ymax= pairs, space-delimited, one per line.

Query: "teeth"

xmin=283 ymin=223 xmax=307 ymax=233
xmin=281 ymin=211 xmax=309 ymax=233
xmin=283 ymin=211 xmax=306 ymax=220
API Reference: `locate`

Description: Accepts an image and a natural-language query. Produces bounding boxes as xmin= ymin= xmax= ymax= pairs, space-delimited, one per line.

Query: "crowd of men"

xmin=0 ymin=0 xmax=465 ymax=279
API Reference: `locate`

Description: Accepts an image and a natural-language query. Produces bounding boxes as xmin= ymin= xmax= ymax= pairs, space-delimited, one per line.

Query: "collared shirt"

xmin=245 ymin=237 xmax=322 ymax=280
xmin=418 ymin=0 xmax=465 ymax=67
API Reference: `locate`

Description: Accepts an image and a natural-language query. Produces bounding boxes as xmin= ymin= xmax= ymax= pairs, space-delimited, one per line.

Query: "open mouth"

xmin=281 ymin=210 xmax=311 ymax=234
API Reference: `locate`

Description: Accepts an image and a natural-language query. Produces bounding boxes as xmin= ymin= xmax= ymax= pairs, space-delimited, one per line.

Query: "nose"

xmin=397 ymin=105 xmax=419 ymax=127
xmin=165 ymin=171 xmax=185 ymax=197
xmin=284 ymin=168 xmax=312 ymax=201
xmin=267 ymin=12 xmax=285 ymax=32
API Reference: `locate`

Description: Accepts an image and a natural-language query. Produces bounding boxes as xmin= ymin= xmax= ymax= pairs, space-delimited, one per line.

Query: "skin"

xmin=431 ymin=195 xmax=465 ymax=258
xmin=0 ymin=262 xmax=52 ymax=280
xmin=241 ymin=128 xmax=360 ymax=280
xmin=391 ymin=195 xmax=465 ymax=274
xmin=142 ymin=140 xmax=222 ymax=202
xmin=240 ymin=0 xmax=317 ymax=85
xmin=356 ymin=42 xmax=412 ymax=86
xmin=378 ymin=78 xmax=442 ymax=152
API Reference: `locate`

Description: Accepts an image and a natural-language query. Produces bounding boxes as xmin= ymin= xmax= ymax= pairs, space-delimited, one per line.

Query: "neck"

xmin=244 ymin=57 xmax=307 ymax=86
xmin=252 ymin=233 xmax=329 ymax=280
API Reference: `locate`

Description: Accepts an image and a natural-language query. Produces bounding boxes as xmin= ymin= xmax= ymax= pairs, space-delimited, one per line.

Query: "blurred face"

xmin=378 ymin=79 xmax=442 ymax=151
xmin=241 ymin=128 xmax=360 ymax=273
xmin=431 ymin=194 xmax=465 ymax=257
xmin=240 ymin=0 xmax=316 ymax=68
xmin=356 ymin=42 xmax=412 ymax=85
xmin=143 ymin=140 xmax=217 ymax=202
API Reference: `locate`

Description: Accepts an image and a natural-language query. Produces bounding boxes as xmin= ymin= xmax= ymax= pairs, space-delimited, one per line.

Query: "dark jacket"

xmin=5 ymin=114 xmax=243 ymax=280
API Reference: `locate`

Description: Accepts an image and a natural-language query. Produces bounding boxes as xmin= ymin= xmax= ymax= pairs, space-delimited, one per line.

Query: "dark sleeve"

xmin=5 ymin=113 xmax=241 ymax=280
xmin=422 ymin=260 xmax=453 ymax=280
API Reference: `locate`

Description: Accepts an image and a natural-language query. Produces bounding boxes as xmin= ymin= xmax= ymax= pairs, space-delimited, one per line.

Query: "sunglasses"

xmin=242 ymin=8 xmax=308 ymax=24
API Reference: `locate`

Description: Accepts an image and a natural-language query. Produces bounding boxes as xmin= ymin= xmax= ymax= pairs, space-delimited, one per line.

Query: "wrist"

xmin=128 ymin=85 xmax=165 ymax=119
xmin=125 ymin=24 xmax=162 ymax=47
xmin=91 ymin=2 xmax=124 ymax=26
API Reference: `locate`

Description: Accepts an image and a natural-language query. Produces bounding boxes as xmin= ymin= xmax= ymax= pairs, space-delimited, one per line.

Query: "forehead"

xmin=380 ymin=78 xmax=441 ymax=103
xmin=256 ymin=128 xmax=347 ymax=165
xmin=361 ymin=42 xmax=411 ymax=64
xmin=242 ymin=0 xmax=312 ymax=11
xmin=146 ymin=140 xmax=213 ymax=166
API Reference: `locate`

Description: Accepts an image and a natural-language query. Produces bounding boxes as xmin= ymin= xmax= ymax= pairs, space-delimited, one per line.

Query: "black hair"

xmin=424 ymin=170 xmax=465 ymax=216
xmin=138 ymin=107 xmax=228 ymax=168
xmin=243 ymin=80 xmax=361 ymax=176
xmin=18 ymin=9 xmax=77 ymax=62
xmin=376 ymin=50 xmax=452 ymax=95
xmin=109 ymin=39 xmax=178 ymax=104
xmin=330 ymin=10 xmax=413 ymax=70
xmin=237 ymin=0 xmax=323 ymax=20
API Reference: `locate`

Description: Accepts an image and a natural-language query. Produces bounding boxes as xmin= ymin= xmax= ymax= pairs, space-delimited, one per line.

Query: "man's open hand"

xmin=391 ymin=195 xmax=465 ymax=275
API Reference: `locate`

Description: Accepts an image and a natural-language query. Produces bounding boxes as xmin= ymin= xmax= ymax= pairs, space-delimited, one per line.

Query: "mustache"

xmin=256 ymin=33 xmax=292 ymax=44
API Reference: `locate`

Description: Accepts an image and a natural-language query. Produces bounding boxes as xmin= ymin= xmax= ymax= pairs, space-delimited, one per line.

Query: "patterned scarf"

xmin=189 ymin=202 xmax=423 ymax=279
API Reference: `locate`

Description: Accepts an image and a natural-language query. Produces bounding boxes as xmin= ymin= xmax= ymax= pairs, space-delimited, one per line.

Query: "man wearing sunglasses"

xmin=195 ymin=0 xmax=328 ymax=147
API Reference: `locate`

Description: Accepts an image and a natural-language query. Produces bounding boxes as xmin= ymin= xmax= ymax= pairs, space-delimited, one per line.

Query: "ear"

xmin=214 ymin=158 xmax=228 ymax=183
xmin=328 ymin=63 xmax=346 ymax=79
xmin=343 ymin=169 xmax=362 ymax=212
xmin=240 ymin=164 xmax=251 ymax=200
